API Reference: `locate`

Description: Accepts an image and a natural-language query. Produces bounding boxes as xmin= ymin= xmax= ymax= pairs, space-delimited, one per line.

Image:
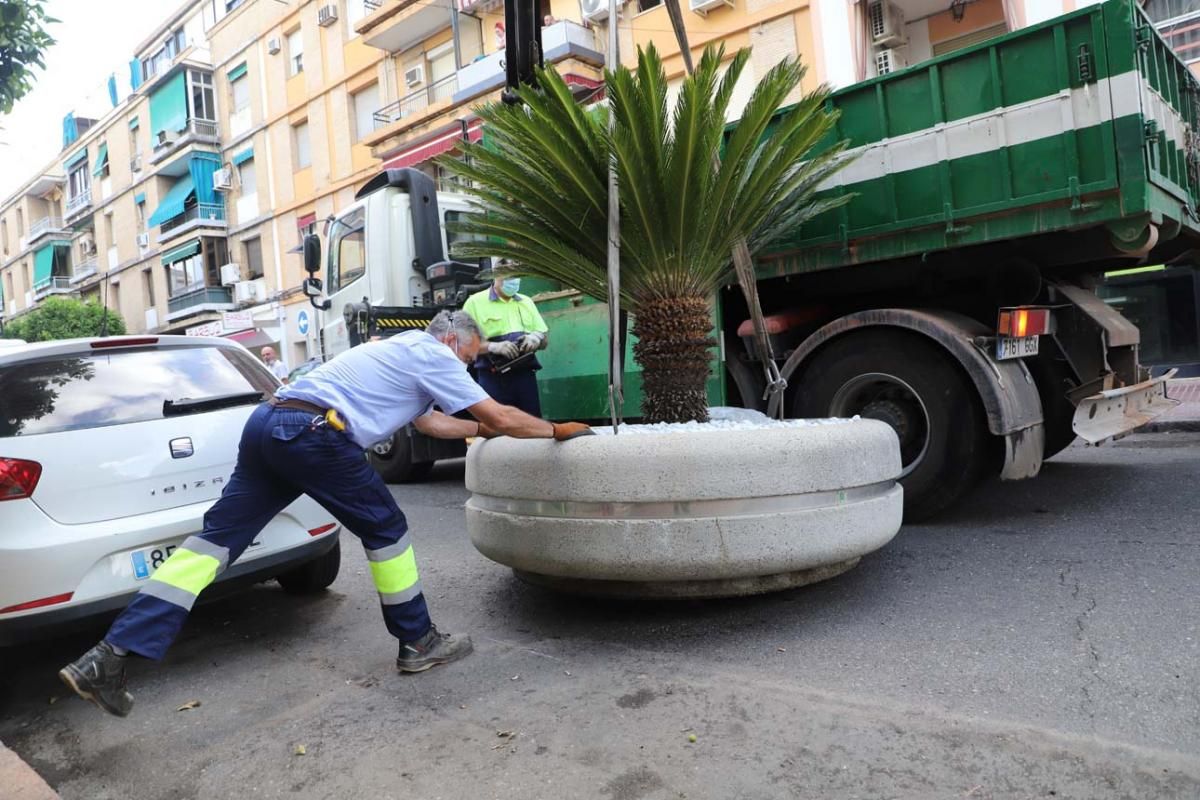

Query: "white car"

xmin=0 ymin=335 xmax=342 ymax=645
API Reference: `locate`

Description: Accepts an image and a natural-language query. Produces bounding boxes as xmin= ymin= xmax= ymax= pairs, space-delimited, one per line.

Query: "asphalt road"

xmin=2 ymin=432 xmax=1199 ymax=800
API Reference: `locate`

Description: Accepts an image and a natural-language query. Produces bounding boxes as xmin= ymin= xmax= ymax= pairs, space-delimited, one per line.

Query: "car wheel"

xmin=793 ymin=330 xmax=992 ymax=522
xmin=277 ymin=540 xmax=341 ymax=595
xmin=368 ymin=431 xmax=435 ymax=483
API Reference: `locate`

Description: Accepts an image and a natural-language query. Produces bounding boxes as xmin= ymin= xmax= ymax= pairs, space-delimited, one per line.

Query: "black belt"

xmin=270 ymin=397 xmax=327 ymax=415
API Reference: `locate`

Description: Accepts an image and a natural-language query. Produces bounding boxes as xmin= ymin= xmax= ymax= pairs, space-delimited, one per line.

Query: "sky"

xmin=0 ymin=0 xmax=166 ymax=199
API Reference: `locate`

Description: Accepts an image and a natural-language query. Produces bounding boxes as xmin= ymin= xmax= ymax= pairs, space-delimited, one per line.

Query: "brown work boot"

xmin=59 ymin=640 xmax=134 ymax=717
xmin=396 ymin=625 xmax=473 ymax=673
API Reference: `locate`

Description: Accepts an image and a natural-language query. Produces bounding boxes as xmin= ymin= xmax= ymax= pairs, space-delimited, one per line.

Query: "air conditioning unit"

xmin=157 ymin=129 xmax=179 ymax=147
xmin=688 ymin=0 xmax=732 ymax=16
xmin=404 ymin=65 xmax=424 ymax=88
xmin=213 ymin=168 xmax=233 ymax=191
xmin=220 ymin=262 xmax=243 ymax=286
xmin=318 ymin=4 xmax=338 ymax=26
xmin=235 ymin=278 xmax=265 ymax=304
xmin=875 ymin=47 xmax=906 ymax=76
xmin=580 ymin=0 xmax=616 ymax=22
xmin=78 ymin=237 xmax=97 ymax=257
xmin=868 ymin=1 xmax=905 ymax=48
xmin=136 ymin=232 xmax=150 ymax=248
xmin=267 ymin=37 xmax=282 ymax=55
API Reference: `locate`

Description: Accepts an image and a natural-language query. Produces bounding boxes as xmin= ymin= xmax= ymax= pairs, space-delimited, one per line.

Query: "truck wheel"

xmin=793 ymin=330 xmax=991 ymax=522
xmin=369 ymin=431 xmax=435 ymax=483
xmin=1025 ymin=351 xmax=1078 ymax=459
xmin=277 ymin=540 xmax=341 ymax=595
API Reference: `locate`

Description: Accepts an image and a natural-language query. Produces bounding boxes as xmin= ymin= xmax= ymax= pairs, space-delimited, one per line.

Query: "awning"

xmin=161 ymin=239 xmax=201 ymax=265
xmin=232 ymin=147 xmax=254 ymax=166
xmin=381 ymin=119 xmax=484 ymax=170
xmin=32 ymin=241 xmax=68 ymax=286
xmin=188 ymin=153 xmax=222 ymax=207
xmin=129 ymin=117 xmax=140 ymax=130
xmin=297 ymin=212 xmax=316 ymax=229
xmin=63 ymin=148 xmax=88 ymax=171
xmin=228 ymin=62 xmax=248 ymax=82
xmin=91 ymin=143 xmax=110 ymax=177
xmin=149 ymin=70 xmax=187 ymax=138
xmin=134 ymin=192 xmax=146 ymax=205
xmin=227 ymin=327 xmax=279 ymax=350
xmin=147 ymin=174 xmax=195 ymax=228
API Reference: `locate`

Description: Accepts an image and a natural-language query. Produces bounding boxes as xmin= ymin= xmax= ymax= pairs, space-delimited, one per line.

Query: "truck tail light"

xmin=0 ymin=458 xmax=42 ymax=501
xmin=997 ymin=307 xmax=1052 ymax=338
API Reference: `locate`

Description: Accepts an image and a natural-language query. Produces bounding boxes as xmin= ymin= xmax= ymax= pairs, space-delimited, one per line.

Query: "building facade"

xmin=0 ymin=0 xmax=1188 ymax=361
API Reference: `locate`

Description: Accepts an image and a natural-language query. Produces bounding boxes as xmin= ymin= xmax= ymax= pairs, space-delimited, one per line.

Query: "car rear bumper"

xmin=0 ymin=532 xmax=338 ymax=647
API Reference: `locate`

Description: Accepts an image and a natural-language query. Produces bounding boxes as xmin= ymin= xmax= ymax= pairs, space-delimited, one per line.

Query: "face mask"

xmin=501 ymin=278 xmax=521 ymax=297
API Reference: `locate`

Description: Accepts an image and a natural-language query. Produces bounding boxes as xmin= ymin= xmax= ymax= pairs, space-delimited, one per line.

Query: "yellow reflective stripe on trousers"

xmin=367 ymin=545 xmax=419 ymax=595
xmin=149 ymin=548 xmax=222 ymax=596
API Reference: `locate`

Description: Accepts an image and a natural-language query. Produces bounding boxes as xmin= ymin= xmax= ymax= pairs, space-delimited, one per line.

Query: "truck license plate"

xmin=996 ymin=335 xmax=1039 ymax=360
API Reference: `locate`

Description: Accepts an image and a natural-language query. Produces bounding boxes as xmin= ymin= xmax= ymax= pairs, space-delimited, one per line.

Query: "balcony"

xmin=356 ymin=0 xmax=454 ymax=54
xmin=159 ymin=203 xmax=227 ymax=242
xmin=374 ymin=75 xmax=458 ymax=129
xmin=455 ymin=20 xmax=603 ymax=102
xmin=70 ymin=256 xmax=99 ymax=284
xmin=151 ymin=119 xmax=221 ymax=166
xmin=34 ymin=276 xmax=75 ymax=299
xmin=167 ymin=285 xmax=235 ymax=321
xmin=27 ymin=217 xmax=68 ymax=246
xmin=65 ymin=190 xmax=93 ymax=220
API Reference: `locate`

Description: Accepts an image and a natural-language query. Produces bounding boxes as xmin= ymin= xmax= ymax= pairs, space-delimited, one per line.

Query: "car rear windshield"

xmin=0 ymin=345 xmax=276 ymax=438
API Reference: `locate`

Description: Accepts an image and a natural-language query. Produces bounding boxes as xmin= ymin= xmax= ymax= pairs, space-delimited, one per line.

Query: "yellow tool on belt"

xmin=324 ymin=409 xmax=347 ymax=432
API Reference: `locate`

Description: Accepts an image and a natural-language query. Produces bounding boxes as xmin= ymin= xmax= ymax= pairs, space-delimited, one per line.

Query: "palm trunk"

xmin=633 ymin=295 xmax=714 ymax=424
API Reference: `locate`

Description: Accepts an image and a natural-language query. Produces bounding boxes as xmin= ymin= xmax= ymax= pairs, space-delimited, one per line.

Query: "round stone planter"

xmin=465 ymin=418 xmax=904 ymax=598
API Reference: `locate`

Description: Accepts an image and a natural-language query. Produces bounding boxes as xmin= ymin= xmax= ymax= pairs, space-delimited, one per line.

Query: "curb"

xmin=1141 ymin=420 xmax=1200 ymax=433
xmin=0 ymin=740 xmax=59 ymax=800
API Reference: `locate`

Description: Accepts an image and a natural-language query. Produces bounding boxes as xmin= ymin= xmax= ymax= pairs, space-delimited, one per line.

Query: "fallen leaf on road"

xmin=497 ymin=730 xmax=515 ymax=738
xmin=510 ymin=675 xmax=520 ymax=681
xmin=777 ymin=647 xmax=787 ymax=653
xmin=564 ymin=671 xmax=572 ymax=676
xmin=48 ymin=696 xmax=59 ymax=705
xmin=176 ymin=700 xmax=201 ymax=711
xmin=294 ymin=744 xmax=307 ymax=756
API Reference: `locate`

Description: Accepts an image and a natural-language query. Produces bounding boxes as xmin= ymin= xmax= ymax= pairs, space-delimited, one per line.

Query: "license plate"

xmin=131 ymin=543 xmax=179 ymax=580
xmin=996 ymin=335 xmax=1039 ymax=360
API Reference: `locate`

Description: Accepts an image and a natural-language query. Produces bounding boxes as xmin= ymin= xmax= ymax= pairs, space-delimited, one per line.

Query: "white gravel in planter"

xmin=593 ymin=406 xmax=859 ymax=435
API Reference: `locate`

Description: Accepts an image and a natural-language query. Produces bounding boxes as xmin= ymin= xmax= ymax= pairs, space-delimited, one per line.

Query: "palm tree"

xmin=443 ymin=43 xmax=849 ymax=423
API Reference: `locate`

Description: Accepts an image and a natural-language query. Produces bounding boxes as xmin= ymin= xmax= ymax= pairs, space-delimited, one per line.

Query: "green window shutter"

xmin=227 ymin=62 xmax=248 ymax=81
xmin=63 ymin=148 xmax=88 ymax=171
xmin=161 ymin=239 xmax=202 ymax=265
xmin=134 ymin=192 xmax=146 ymax=205
xmin=33 ymin=244 xmax=56 ymax=287
xmin=147 ymin=174 xmax=196 ymax=228
xmin=91 ymin=143 xmax=110 ymax=176
xmin=231 ymin=147 xmax=254 ymax=166
xmin=149 ymin=71 xmax=188 ymax=138
xmin=128 ymin=116 xmax=140 ymax=130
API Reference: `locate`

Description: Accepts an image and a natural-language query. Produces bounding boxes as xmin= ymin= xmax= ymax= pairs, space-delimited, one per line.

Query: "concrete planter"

xmin=465 ymin=419 xmax=904 ymax=598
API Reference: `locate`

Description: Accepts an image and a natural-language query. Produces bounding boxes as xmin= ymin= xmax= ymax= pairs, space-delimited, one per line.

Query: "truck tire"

xmin=793 ymin=330 xmax=991 ymax=522
xmin=277 ymin=540 xmax=341 ymax=595
xmin=1025 ymin=351 xmax=1078 ymax=460
xmin=369 ymin=430 xmax=435 ymax=483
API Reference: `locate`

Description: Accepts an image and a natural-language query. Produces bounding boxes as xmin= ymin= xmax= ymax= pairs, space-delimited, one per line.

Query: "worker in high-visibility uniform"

xmin=462 ymin=276 xmax=549 ymax=416
xmin=58 ymin=310 xmax=593 ymax=718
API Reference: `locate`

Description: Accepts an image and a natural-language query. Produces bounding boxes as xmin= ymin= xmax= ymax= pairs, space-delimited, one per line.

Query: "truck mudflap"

xmin=1072 ymin=370 xmax=1180 ymax=443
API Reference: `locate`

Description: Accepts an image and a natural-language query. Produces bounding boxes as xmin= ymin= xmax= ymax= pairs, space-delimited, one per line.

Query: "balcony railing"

xmin=373 ymin=74 xmax=458 ymax=129
xmin=65 ymin=190 xmax=92 ymax=217
xmin=168 ymin=285 xmax=233 ymax=315
xmin=34 ymin=276 xmax=73 ymax=298
xmin=71 ymin=257 xmax=99 ymax=283
xmin=160 ymin=203 xmax=227 ymax=237
xmin=188 ymin=119 xmax=219 ymax=139
xmin=28 ymin=216 xmax=66 ymax=241
xmin=364 ymin=0 xmax=382 ymax=8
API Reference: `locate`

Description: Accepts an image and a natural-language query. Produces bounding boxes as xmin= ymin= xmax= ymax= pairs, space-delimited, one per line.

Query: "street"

xmin=2 ymin=431 xmax=1199 ymax=800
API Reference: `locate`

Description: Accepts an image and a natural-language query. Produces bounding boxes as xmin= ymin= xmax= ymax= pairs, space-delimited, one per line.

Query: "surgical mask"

xmin=501 ymin=278 xmax=521 ymax=297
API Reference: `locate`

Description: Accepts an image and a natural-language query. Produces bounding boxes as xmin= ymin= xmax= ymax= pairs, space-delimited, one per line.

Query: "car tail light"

xmin=0 ymin=458 xmax=42 ymax=501
xmin=308 ymin=523 xmax=337 ymax=536
xmin=0 ymin=592 xmax=73 ymax=614
xmin=997 ymin=307 xmax=1053 ymax=338
xmin=91 ymin=337 xmax=159 ymax=349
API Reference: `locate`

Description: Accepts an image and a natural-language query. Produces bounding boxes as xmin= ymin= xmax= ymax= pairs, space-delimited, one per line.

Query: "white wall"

xmin=818 ymin=0 xmax=858 ymax=89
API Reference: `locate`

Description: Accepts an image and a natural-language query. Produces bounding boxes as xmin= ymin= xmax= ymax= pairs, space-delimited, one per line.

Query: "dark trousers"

xmin=105 ymin=404 xmax=431 ymax=660
xmin=477 ymin=368 xmax=542 ymax=416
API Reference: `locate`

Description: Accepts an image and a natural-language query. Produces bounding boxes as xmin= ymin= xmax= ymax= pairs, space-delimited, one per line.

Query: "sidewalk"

xmin=0 ymin=741 xmax=59 ymax=800
xmin=1145 ymin=377 xmax=1200 ymax=432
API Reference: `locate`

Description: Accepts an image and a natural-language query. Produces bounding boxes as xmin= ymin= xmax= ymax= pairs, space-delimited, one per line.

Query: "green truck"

xmin=302 ymin=0 xmax=1190 ymax=519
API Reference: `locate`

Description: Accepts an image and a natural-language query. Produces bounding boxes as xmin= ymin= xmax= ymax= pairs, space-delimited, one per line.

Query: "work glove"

xmin=518 ymin=331 xmax=545 ymax=353
xmin=552 ymin=422 xmax=595 ymax=441
xmin=488 ymin=340 xmax=520 ymax=360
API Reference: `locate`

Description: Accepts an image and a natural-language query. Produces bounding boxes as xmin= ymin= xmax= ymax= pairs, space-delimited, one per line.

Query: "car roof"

xmin=0 ymin=334 xmax=245 ymax=365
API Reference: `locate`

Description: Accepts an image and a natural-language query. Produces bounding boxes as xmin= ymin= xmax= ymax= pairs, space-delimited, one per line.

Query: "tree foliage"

xmin=0 ymin=1 xmax=56 ymax=114
xmin=2 ymin=296 xmax=126 ymax=342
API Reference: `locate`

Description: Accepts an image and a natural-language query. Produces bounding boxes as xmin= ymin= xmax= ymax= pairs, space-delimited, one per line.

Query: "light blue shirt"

xmin=276 ymin=331 xmax=489 ymax=449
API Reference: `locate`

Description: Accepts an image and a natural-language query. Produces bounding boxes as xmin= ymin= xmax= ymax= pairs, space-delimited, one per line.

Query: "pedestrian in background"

xmin=261 ymin=346 xmax=290 ymax=384
xmin=462 ymin=274 xmax=549 ymax=416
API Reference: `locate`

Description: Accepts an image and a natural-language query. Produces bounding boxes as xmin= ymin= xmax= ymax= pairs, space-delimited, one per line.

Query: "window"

xmin=293 ymin=121 xmax=311 ymax=169
xmin=68 ymin=165 xmax=90 ymax=201
xmin=346 ymin=0 xmax=368 ymax=26
xmin=22 ymin=262 xmax=29 ymax=293
xmin=444 ymin=209 xmax=484 ymax=252
xmin=103 ymin=214 xmax=115 ymax=250
xmin=143 ymin=267 xmax=156 ymax=307
xmin=287 ymin=29 xmax=304 ymax=76
xmin=205 ymin=237 xmax=229 ymax=287
xmin=326 ymin=208 xmax=365 ymax=294
xmin=140 ymin=30 xmax=185 ymax=83
xmin=638 ymin=0 xmax=662 ymax=11
xmin=15 ymin=208 xmax=23 ymax=237
xmin=352 ymin=83 xmax=380 ymax=141
xmin=129 ymin=125 xmax=140 ymax=158
xmin=1144 ymin=0 xmax=1200 ymax=23
xmin=238 ymin=158 xmax=257 ymax=196
xmin=0 ymin=346 xmax=273 ymax=438
xmin=2 ymin=219 xmax=8 ymax=255
xmin=4 ymin=272 xmax=13 ymax=302
xmin=188 ymin=70 xmax=217 ymax=122
xmin=231 ymin=73 xmax=250 ymax=112
xmin=166 ymin=253 xmax=206 ymax=296
xmin=136 ymin=199 xmax=147 ymax=230
xmin=243 ymin=236 xmax=264 ymax=279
